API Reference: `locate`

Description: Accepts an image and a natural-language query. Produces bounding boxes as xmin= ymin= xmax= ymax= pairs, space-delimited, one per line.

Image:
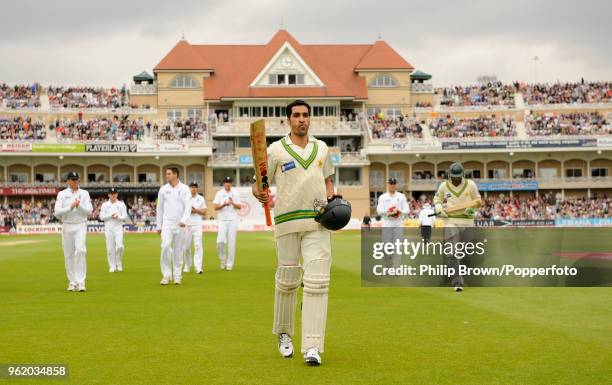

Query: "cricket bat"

xmin=250 ymin=119 xmax=272 ymax=226
xmin=429 ymin=198 xmax=482 ymax=217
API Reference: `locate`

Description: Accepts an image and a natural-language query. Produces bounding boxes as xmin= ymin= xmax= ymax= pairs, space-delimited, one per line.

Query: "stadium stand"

xmin=526 ymin=112 xmax=610 ymax=136
xmin=430 ymin=115 xmax=517 ymax=138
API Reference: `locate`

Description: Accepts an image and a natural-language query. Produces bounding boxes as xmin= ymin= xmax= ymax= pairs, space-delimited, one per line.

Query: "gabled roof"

xmin=153 ymin=30 xmax=414 ymax=100
xmin=155 ymin=39 xmax=213 ymax=71
xmin=133 ymin=71 xmax=154 ymax=82
xmin=355 ymin=40 xmax=414 ymax=71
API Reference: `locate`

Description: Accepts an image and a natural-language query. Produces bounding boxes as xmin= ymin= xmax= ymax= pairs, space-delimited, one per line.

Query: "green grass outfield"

xmin=0 ymin=231 xmax=610 ymax=385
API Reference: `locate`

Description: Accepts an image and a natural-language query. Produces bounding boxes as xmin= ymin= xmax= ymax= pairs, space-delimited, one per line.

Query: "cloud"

xmin=0 ymin=0 xmax=609 ymax=86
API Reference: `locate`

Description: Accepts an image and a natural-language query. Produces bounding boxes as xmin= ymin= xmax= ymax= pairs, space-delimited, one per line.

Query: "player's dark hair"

xmin=286 ymin=100 xmax=311 ymax=118
xmin=166 ymin=167 xmax=180 ymax=177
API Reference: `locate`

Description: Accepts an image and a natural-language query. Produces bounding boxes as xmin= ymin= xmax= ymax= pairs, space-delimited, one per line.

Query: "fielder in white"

xmin=376 ymin=177 xmax=410 ymax=268
xmin=53 ymin=171 xmax=92 ymax=292
xmin=183 ymin=181 xmax=207 ymax=274
xmin=156 ymin=167 xmax=191 ymax=285
xmin=99 ymin=187 xmax=128 ymax=272
xmin=252 ymin=100 xmax=336 ymax=366
xmin=213 ymin=176 xmax=241 ymax=270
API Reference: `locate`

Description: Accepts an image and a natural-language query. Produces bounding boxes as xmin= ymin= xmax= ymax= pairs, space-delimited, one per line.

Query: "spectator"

xmin=430 ymin=114 xmax=516 ymax=138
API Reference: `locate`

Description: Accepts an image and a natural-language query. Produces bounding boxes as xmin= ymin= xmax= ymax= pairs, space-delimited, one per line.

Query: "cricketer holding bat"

xmin=53 ymin=171 xmax=92 ymax=292
xmin=252 ymin=100 xmax=335 ymax=366
xmin=433 ymin=162 xmax=482 ymax=291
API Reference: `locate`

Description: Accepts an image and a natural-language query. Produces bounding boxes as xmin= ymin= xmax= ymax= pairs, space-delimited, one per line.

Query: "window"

xmin=238 ymin=137 xmax=251 ymax=148
xmin=538 ymin=168 xmax=557 ymax=181
xmin=213 ymin=169 xmax=236 ymax=186
xmin=171 ymin=76 xmax=198 ymax=88
xmin=167 ymin=109 xmax=181 ymax=122
xmin=591 ymin=167 xmax=608 ymax=177
xmin=325 ymin=106 xmax=337 ymax=116
xmin=277 ymin=74 xmax=286 ymax=85
xmin=389 ymin=170 xmax=404 ymax=186
xmin=268 ymin=73 xmax=305 ymax=86
xmin=370 ymin=170 xmax=384 ymax=188
xmin=288 ymin=74 xmax=296 ymax=85
xmin=312 ymin=106 xmax=324 ymax=117
xmin=488 ymin=169 xmax=507 ymax=179
xmin=239 ymin=107 xmax=250 ymax=117
xmin=297 ymin=74 xmax=305 ymax=84
xmin=9 ymin=173 xmax=28 ymax=183
xmin=370 ymin=75 xmax=398 ymax=88
xmin=138 ymin=173 xmax=157 ymax=183
xmin=187 ymin=172 xmax=204 ymax=186
xmin=187 ymin=109 xmax=202 ymax=120
xmin=338 ymin=167 xmax=362 ymax=186
xmin=464 ymin=169 xmax=481 ymax=179
xmin=239 ymin=168 xmax=255 ymax=186
xmin=513 ymin=168 xmax=535 ymax=179
xmin=213 ymin=138 xmax=235 ymax=154
xmin=113 ymin=174 xmax=131 ymax=183
xmin=268 ymin=74 xmax=277 ymax=85
xmin=565 ymin=168 xmax=583 ymax=178
xmin=386 ymin=107 xmax=402 ymax=119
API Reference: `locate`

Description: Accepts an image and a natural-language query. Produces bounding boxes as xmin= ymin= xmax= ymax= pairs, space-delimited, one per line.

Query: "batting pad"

xmin=272 ymin=265 xmax=302 ymax=336
xmin=301 ymin=258 xmax=331 ymax=353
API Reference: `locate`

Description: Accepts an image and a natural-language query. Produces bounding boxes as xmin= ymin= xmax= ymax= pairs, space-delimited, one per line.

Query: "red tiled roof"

xmin=154 ymin=30 xmax=413 ymax=100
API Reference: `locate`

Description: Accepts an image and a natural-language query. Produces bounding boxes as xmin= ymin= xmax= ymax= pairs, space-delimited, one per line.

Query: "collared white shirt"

xmin=100 ymin=200 xmax=128 ymax=228
xmin=54 ymin=187 xmax=93 ymax=224
xmin=187 ymin=194 xmax=206 ymax=226
xmin=213 ymin=187 xmax=241 ymax=221
xmin=156 ymin=181 xmax=191 ymax=229
xmin=376 ymin=191 xmax=409 ymax=227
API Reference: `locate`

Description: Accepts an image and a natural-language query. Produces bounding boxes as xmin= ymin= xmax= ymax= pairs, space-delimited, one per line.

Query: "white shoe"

xmin=220 ymin=264 xmax=226 ymax=270
xmin=304 ymin=348 xmax=321 ymax=366
xmin=174 ymin=278 xmax=182 ymax=285
xmin=109 ymin=268 xmax=116 ymax=273
xmin=196 ymin=270 xmax=203 ymax=274
xmin=117 ymin=265 xmax=123 ymax=272
xmin=226 ymin=265 xmax=233 ymax=271
xmin=77 ymin=283 xmax=86 ymax=292
xmin=278 ymin=333 xmax=294 ymax=358
xmin=160 ymin=277 xmax=170 ymax=285
xmin=454 ymin=286 xmax=464 ymax=292
xmin=183 ymin=268 xmax=190 ymax=273
xmin=67 ymin=283 xmax=77 ymax=292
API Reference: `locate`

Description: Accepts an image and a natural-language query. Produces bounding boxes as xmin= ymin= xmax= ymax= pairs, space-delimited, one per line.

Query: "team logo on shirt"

xmin=445 ymin=192 xmax=452 ymax=199
xmin=281 ymin=161 xmax=296 ymax=173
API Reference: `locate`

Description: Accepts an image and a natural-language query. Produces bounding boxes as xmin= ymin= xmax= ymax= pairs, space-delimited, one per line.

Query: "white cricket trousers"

xmin=160 ymin=225 xmax=187 ymax=281
xmin=62 ymin=223 xmax=87 ymax=286
xmin=183 ymin=225 xmax=203 ymax=272
xmin=217 ymin=220 xmax=238 ymax=268
xmin=105 ymin=225 xmax=124 ymax=270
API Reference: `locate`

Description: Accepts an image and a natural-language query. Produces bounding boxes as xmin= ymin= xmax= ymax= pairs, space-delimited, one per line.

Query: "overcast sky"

xmin=1 ymin=0 xmax=610 ymax=87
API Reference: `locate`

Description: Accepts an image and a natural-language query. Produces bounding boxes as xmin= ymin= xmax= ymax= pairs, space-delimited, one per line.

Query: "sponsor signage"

xmin=475 ymin=219 xmax=556 ymax=227
xmin=442 ymin=139 xmax=598 ymax=150
xmin=476 ymin=180 xmax=539 ymax=191
xmin=555 ymin=218 xmax=612 ymax=226
xmin=0 ymin=143 xmax=32 ymax=152
xmin=31 ymin=143 xmax=85 ymax=152
xmin=0 ymin=187 xmax=60 ymax=195
xmin=86 ymin=186 xmax=161 ymax=195
xmin=137 ymin=143 xmax=189 ymax=153
xmin=85 ymin=143 xmax=137 ymax=153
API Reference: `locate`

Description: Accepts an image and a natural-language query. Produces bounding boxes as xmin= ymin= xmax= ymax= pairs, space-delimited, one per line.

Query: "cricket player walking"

xmin=252 ymin=100 xmax=337 ymax=366
xmin=156 ymin=167 xmax=191 ymax=285
xmin=213 ymin=176 xmax=241 ymax=270
xmin=376 ymin=177 xmax=409 ymax=268
xmin=99 ymin=187 xmax=127 ymax=272
xmin=183 ymin=182 xmax=207 ymax=274
xmin=433 ymin=162 xmax=482 ymax=291
xmin=53 ymin=171 xmax=92 ymax=292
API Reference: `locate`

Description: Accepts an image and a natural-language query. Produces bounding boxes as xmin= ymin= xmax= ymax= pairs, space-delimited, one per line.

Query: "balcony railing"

xmin=210 ymin=118 xmax=364 ymax=135
xmin=369 ymin=176 xmax=612 ymax=190
xmin=130 ymin=83 xmax=157 ymax=95
xmin=525 ymin=102 xmax=612 ymax=110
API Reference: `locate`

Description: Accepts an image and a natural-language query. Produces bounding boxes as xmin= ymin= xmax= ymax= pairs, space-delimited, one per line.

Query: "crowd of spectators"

xmin=369 ymin=116 xmax=423 ymax=139
xmin=153 ymin=118 xmax=207 ymax=141
xmin=476 ymin=194 xmax=610 ymax=220
xmin=438 ymin=82 xmax=516 ymax=107
xmin=0 ymin=116 xmax=47 ymax=140
xmin=48 ymin=86 xmax=129 ymax=109
xmin=526 ymin=112 xmax=609 ymax=136
xmin=0 ymin=83 xmax=41 ymax=109
xmin=51 ymin=116 xmax=146 ymax=141
xmin=521 ymin=81 xmax=611 ymax=105
xmin=430 ymin=115 xmax=517 ymax=138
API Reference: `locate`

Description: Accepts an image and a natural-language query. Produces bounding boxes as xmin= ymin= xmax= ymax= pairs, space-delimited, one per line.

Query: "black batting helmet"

xmin=314 ymin=196 xmax=352 ymax=231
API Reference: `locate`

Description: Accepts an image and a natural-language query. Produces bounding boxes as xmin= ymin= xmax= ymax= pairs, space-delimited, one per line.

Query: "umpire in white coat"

xmin=54 ymin=171 xmax=92 ymax=292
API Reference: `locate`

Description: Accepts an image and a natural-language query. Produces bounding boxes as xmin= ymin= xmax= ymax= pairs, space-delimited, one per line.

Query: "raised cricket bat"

xmin=250 ymin=119 xmax=272 ymax=226
xmin=429 ymin=198 xmax=482 ymax=217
